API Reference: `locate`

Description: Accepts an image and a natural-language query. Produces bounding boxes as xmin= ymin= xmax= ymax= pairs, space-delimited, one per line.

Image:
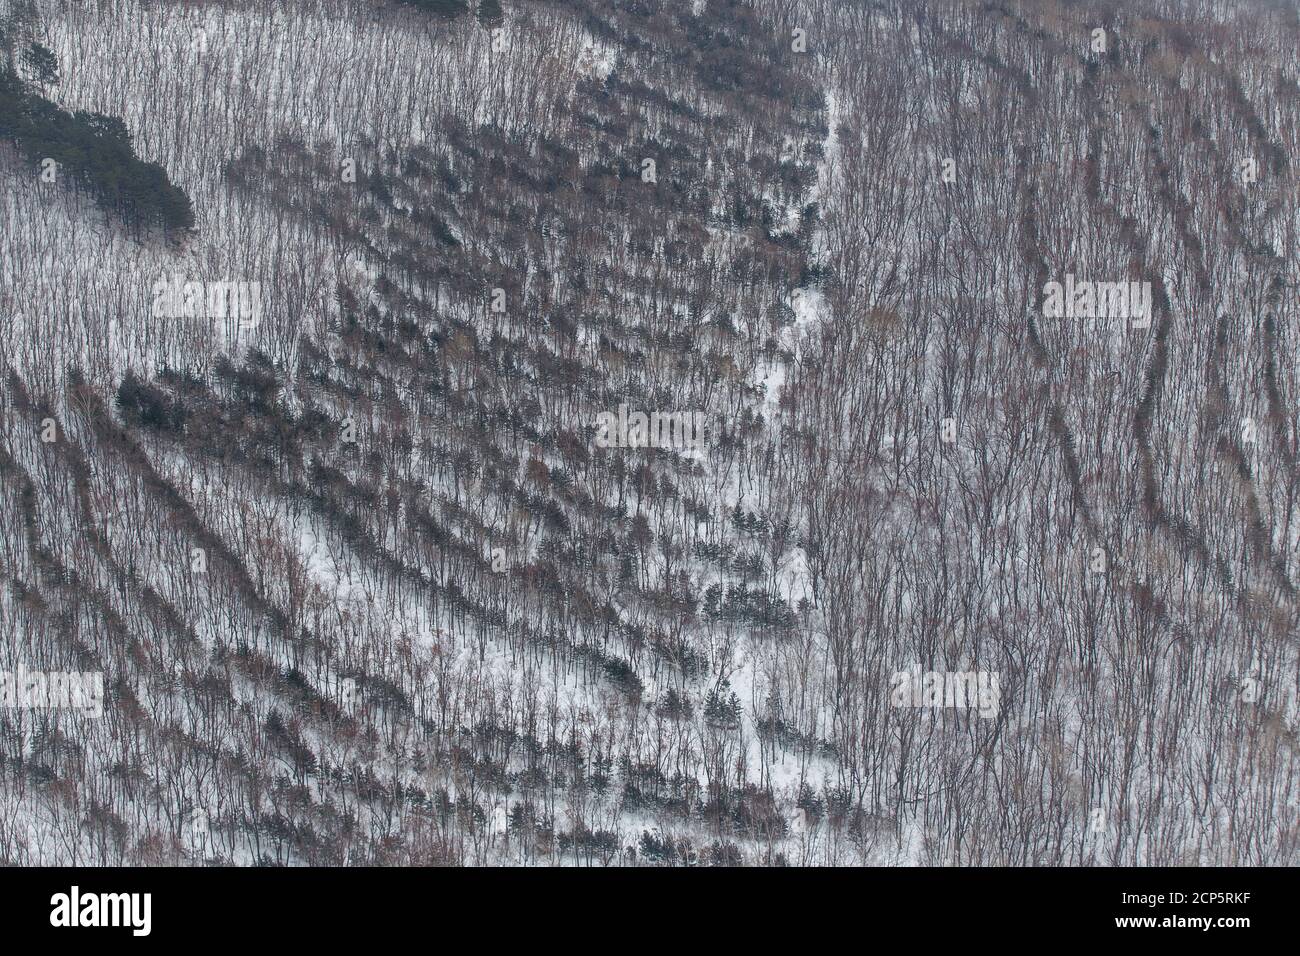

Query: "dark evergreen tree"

xmin=400 ymin=0 xmax=469 ymax=18
xmin=22 ymin=41 xmax=57 ymax=85
xmin=115 ymin=371 xmax=187 ymax=434
xmin=477 ymin=0 xmax=504 ymax=28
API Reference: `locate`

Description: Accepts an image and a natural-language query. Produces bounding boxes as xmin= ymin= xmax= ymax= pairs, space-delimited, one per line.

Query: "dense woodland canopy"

xmin=0 ymin=0 xmax=1297 ymax=866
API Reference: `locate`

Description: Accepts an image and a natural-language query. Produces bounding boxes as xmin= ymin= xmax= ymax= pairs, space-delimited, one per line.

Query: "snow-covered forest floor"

xmin=1 ymin=0 xmax=1297 ymax=865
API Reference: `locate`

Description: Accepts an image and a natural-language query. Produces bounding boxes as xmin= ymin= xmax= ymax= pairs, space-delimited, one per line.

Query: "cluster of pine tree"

xmin=398 ymin=0 xmax=504 ymax=26
xmin=0 ymin=42 xmax=192 ymax=235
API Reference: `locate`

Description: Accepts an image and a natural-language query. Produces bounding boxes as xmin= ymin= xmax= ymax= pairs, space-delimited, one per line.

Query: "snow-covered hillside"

xmin=1 ymin=0 xmax=1297 ymax=866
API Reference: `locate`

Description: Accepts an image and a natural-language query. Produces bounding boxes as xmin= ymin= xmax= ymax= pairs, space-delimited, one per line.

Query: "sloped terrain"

xmin=0 ymin=0 xmax=1297 ymax=866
